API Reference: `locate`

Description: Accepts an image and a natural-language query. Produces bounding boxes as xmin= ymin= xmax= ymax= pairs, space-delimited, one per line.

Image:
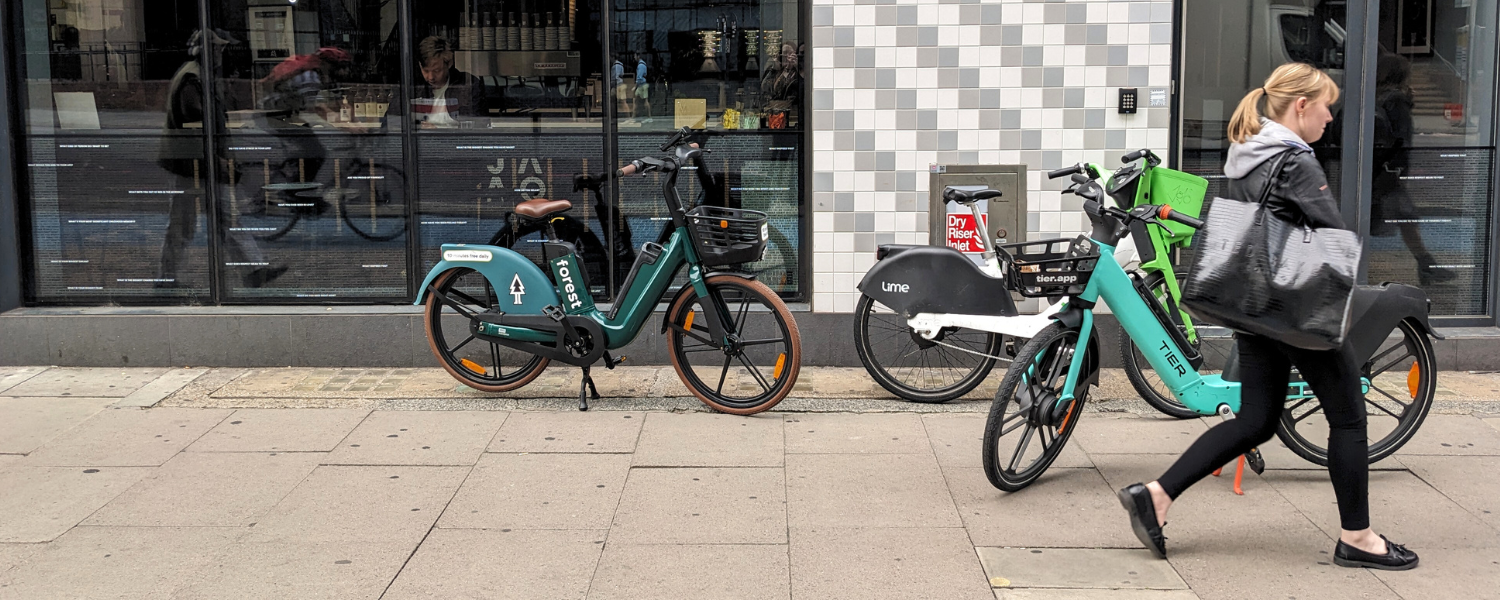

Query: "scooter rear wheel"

xmin=424 ymin=268 xmax=550 ymax=393
xmin=854 ymin=294 xmax=1002 ymax=403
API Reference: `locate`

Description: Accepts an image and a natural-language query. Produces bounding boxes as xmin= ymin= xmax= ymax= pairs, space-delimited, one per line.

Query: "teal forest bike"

xmin=418 ymin=127 xmax=801 ymax=414
xmin=981 ymin=170 xmax=1438 ymax=492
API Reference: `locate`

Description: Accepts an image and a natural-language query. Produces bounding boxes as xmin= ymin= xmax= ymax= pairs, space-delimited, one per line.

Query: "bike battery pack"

xmin=607 ymin=242 xmax=665 ymax=320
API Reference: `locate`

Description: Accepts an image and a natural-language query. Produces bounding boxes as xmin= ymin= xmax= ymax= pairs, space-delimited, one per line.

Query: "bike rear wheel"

xmin=1274 ymin=319 xmax=1436 ymax=466
xmin=424 ymin=268 xmax=550 ymax=392
xmin=983 ymin=322 xmax=1091 ymax=492
xmin=666 ymin=275 xmax=801 ymax=415
xmin=853 ymin=294 xmax=1001 ymax=403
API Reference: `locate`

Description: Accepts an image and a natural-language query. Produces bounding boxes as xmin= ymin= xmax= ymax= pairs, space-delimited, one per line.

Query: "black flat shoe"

xmin=1117 ymin=483 xmax=1166 ymax=559
xmin=1334 ymin=535 xmax=1419 ymax=571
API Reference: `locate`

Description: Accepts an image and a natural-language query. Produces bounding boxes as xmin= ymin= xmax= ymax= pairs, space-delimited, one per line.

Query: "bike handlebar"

xmin=1048 ymin=165 xmax=1083 ymax=179
xmin=616 ymin=161 xmax=641 ymax=177
xmin=1158 ymin=205 xmax=1205 ymax=230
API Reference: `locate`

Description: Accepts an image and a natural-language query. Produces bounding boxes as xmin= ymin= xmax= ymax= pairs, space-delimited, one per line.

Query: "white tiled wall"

xmin=809 ymin=0 xmax=1174 ymax=312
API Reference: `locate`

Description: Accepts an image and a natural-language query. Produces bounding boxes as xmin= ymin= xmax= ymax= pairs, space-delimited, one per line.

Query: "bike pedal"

xmin=603 ymin=352 xmax=627 ymax=369
xmin=543 ymin=305 xmax=567 ymax=322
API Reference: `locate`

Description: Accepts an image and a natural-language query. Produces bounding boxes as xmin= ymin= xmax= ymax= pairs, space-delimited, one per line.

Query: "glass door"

xmin=1362 ymin=0 xmax=1497 ymax=316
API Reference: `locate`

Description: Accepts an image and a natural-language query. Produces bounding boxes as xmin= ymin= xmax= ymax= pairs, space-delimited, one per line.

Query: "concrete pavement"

xmin=1 ymin=366 xmax=1498 ymax=599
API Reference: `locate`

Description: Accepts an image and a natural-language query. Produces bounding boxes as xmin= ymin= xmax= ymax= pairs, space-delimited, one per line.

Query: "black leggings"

xmin=1157 ymin=333 xmax=1370 ymax=530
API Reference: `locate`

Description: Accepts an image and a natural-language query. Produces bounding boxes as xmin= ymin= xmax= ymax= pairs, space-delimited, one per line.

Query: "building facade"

xmin=2 ymin=0 xmax=1498 ymax=365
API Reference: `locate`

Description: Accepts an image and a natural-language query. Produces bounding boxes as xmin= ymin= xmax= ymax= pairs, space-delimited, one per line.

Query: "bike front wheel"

xmin=1275 ymin=319 xmax=1436 ymax=466
xmin=983 ymin=322 xmax=1092 ymax=492
xmin=853 ymin=294 xmax=1001 ymax=403
xmin=665 ymin=275 xmax=801 ymax=415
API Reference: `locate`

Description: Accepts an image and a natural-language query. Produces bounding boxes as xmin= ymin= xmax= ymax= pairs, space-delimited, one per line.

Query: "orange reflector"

xmin=1408 ymin=363 xmax=1420 ymax=398
xmin=459 ymin=358 xmax=485 ymax=375
xmin=683 ymin=311 xmax=695 ymax=332
xmin=774 ymin=353 xmax=786 ymax=379
xmin=720 ymin=219 xmax=729 ymax=228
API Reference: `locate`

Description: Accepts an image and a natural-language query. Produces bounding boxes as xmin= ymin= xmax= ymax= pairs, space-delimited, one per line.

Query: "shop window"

xmin=209 ymin=0 xmax=409 ymax=300
xmin=15 ymin=0 xmax=213 ymax=302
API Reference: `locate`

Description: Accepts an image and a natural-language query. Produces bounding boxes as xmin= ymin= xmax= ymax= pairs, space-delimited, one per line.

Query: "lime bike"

xmin=417 ymin=127 xmax=801 ymax=414
xmin=981 ymin=168 xmax=1438 ymax=492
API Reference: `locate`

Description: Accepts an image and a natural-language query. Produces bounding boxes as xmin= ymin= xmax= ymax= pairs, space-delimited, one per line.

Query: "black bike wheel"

xmin=424 ymin=268 xmax=550 ymax=392
xmin=853 ymin=294 xmax=1001 ymax=403
xmin=1275 ymin=319 xmax=1436 ymax=466
xmin=983 ymin=322 xmax=1092 ymax=492
xmin=666 ymin=275 xmax=801 ymax=415
xmin=339 ymin=161 xmax=408 ymax=242
xmin=1120 ymin=271 xmax=1201 ymax=419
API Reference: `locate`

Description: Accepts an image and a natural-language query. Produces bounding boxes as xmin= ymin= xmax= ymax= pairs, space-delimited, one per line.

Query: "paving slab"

xmin=382 ymin=529 xmax=605 ymax=600
xmin=1265 ymin=468 xmax=1500 ymax=550
xmin=1396 ymin=414 xmax=1500 ymax=455
xmin=439 ymin=453 xmax=631 ymax=530
xmin=632 ymin=412 xmax=784 ymax=467
xmin=790 ymin=527 xmax=993 ymax=600
xmin=975 ymin=547 xmax=1187 ymax=590
xmin=114 ymin=368 xmax=207 ymax=408
xmin=610 ymin=467 xmax=786 ymax=544
xmin=83 ymin=452 xmax=322 ymax=527
xmin=787 ymin=452 xmax=961 ymax=528
xmin=1071 ymin=415 xmax=1211 ymax=455
xmin=1487 ymin=416 xmax=1500 ymax=433
xmin=243 ymin=465 xmax=468 ymax=542
xmin=1367 ymin=547 xmax=1500 ymax=600
xmin=174 ymin=537 xmax=421 ymax=600
xmin=324 ymin=410 xmax=507 ymax=465
xmin=995 ymin=591 xmax=1201 ymax=600
xmin=0 ymin=366 xmax=47 ymax=395
xmin=0 ymin=526 xmax=241 ymax=599
xmin=0 ymin=397 xmax=116 ymax=455
xmin=23 ymin=407 xmax=230 ymax=466
xmin=923 ymin=413 xmax=1092 ymax=469
xmin=186 ymin=408 xmax=369 ymax=452
xmin=946 ymin=467 xmax=1140 ymax=548
xmin=1399 ymin=455 xmax=1500 ymax=530
xmin=0 ymin=455 xmax=18 ymax=471
xmin=0 ymin=466 xmax=152 ymax=542
xmin=784 ymin=412 xmax=931 ymax=454
xmin=2 ymin=368 xmax=169 ymax=398
xmin=0 ymin=542 xmax=37 ymax=577
xmin=588 ymin=543 xmax=789 ymax=600
xmin=487 ymin=410 xmax=643 ymax=453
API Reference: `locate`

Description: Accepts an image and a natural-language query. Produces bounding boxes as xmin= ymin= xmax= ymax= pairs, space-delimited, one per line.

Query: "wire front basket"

xmin=999 ymin=236 xmax=1101 ymax=298
xmin=685 ymin=205 xmax=770 ymax=267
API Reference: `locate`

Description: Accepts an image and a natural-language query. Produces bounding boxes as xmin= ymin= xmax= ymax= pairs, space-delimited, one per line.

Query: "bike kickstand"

xmin=1232 ymin=455 xmax=1247 ymax=496
xmin=578 ymin=366 xmax=600 ymax=412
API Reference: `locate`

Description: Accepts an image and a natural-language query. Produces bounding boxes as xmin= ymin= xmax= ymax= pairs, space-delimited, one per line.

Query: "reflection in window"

xmin=16 ymin=0 xmax=213 ymax=302
xmin=413 ymin=0 xmax=605 ymax=130
xmin=611 ymin=0 xmax=803 ymax=133
xmin=209 ymin=0 xmax=409 ymax=300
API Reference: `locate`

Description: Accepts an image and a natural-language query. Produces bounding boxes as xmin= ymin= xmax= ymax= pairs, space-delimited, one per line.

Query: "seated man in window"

xmin=413 ymin=36 xmax=488 ymax=127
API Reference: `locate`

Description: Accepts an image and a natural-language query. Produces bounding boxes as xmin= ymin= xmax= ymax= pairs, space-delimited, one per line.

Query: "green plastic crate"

xmin=1143 ymin=167 xmax=1208 ymax=246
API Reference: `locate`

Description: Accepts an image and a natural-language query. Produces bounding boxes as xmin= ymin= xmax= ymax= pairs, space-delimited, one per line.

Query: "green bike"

xmin=417 ymin=127 xmax=801 ymax=414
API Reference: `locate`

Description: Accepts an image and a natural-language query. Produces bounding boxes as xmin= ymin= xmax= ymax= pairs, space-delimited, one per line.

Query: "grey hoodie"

xmin=1224 ymin=118 xmax=1317 ymax=179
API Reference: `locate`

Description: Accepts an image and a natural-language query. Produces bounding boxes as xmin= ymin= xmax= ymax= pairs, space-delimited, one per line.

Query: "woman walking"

xmin=1115 ymin=63 xmax=1419 ymax=571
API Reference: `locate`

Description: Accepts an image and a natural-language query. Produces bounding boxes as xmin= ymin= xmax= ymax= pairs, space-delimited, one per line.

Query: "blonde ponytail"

xmin=1227 ymin=63 xmax=1341 ymax=144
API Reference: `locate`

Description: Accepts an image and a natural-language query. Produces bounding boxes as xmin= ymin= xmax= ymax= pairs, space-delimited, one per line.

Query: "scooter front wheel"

xmin=424 ymin=268 xmax=550 ymax=392
xmin=665 ymin=275 xmax=801 ymax=415
xmin=853 ymin=294 xmax=1001 ymax=403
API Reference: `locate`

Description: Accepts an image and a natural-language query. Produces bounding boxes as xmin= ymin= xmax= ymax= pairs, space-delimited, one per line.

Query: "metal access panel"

xmin=927 ymin=164 xmax=1027 ymax=264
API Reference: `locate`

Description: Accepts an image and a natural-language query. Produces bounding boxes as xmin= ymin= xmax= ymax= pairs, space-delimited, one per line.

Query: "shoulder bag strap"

xmin=1253 ymin=149 xmax=1300 ymax=224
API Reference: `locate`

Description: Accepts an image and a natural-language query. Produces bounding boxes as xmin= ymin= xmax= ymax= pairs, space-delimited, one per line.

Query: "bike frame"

xmin=1054 ymin=237 xmax=1240 ymax=416
xmin=416 ymin=145 xmax=739 ymax=355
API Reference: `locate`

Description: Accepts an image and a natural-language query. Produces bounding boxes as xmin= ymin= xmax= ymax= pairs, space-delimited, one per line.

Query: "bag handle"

xmin=1253 ymin=149 xmax=1299 ymax=225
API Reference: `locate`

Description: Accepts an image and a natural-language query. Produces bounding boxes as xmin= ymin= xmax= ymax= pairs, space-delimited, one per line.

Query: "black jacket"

xmin=1224 ymin=150 xmax=1347 ymax=231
